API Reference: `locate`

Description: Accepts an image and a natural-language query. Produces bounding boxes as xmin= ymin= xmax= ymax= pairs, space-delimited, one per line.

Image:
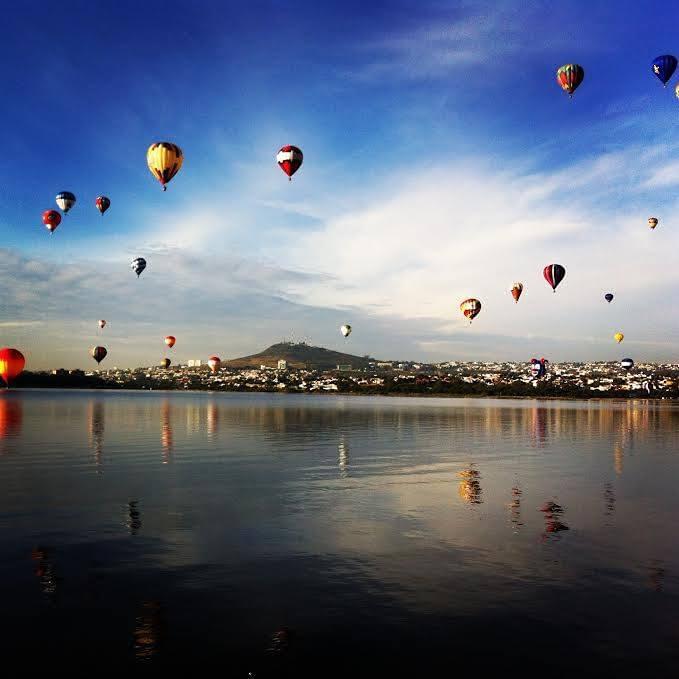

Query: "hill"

xmin=224 ymin=342 xmax=375 ymax=370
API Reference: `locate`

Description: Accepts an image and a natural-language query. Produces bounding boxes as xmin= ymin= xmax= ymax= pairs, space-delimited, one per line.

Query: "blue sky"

xmin=2 ymin=0 xmax=679 ymax=369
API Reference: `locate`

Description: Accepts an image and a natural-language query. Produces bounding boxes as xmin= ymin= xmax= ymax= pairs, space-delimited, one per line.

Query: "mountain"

xmin=224 ymin=342 xmax=375 ymax=370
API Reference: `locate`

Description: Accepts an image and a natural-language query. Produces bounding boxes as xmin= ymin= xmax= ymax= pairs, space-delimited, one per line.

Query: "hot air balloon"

xmin=42 ymin=210 xmax=61 ymax=234
xmin=208 ymin=356 xmax=221 ymax=374
xmin=510 ymin=282 xmax=523 ymax=303
xmin=460 ymin=298 xmax=482 ymax=323
xmin=543 ymin=264 xmax=566 ymax=292
xmin=147 ymin=142 xmax=183 ymax=191
xmin=161 ymin=358 xmax=171 ymax=369
xmin=621 ymin=358 xmax=634 ymax=371
xmin=98 ymin=320 xmax=106 ymax=329
xmin=530 ymin=358 xmax=541 ymax=378
xmin=614 ymin=332 xmax=624 ymax=344
xmin=556 ymin=64 xmax=584 ymax=97
xmin=340 ymin=324 xmax=352 ymax=338
xmin=276 ymin=145 xmax=303 ymax=180
xmin=131 ymin=257 xmax=146 ymax=277
xmin=91 ymin=346 xmax=107 ymax=364
xmin=605 ymin=293 xmax=614 ymax=303
xmin=164 ymin=336 xmax=176 ymax=349
xmin=55 ymin=191 xmax=76 ymax=213
xmin=652 ymin=55 xmax=678 ymax=86
xmin=648 ymin=217 xmax=658 ymax=229
xmin=0 ymin=348 xmax=25 ymax=387
xmin=95 ymin=196 xmax=110 ymax=215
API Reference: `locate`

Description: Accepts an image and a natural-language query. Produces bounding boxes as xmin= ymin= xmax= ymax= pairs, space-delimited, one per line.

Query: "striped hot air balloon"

xmin=147 ymin=142 xmax=183 ymax=191
xmin=543 ymin=264 xmax=566 ymax=292
xmin=621 ymin=358 xmax=634 ymax=371
xmin=556 ymin=64 xmax=584 ymax=97
xmin=56 ymin=191 xmax=76 ymax=213
xmin=460 ymin=298 xmax=481 ymax=324
xmin=652 ymin=55 xmax=678 ymax=86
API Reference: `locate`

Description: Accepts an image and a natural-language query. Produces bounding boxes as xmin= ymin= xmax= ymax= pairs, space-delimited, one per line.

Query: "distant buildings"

xmin=187 ymin=359 xmax=202 ymax=367
xmin=277 ymin=360 xmax=287 ymax=370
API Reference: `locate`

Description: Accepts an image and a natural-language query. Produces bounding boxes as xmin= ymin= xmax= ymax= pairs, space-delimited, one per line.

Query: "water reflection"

xmin=540 ymin=501 xmax=568 ymax=537
xmin=458 ymin=466 xmax=482 ymax=505
xmin=509 ymin=486 xmax=522 ymax=531
xmin=127 ymin=500 xmax=141 ymax=535
xmin=133 ymin=601 xmax=164 ymax=662
xmin=88 ymin=400 xmax=105 ymax=469
xmin=31 ymin=547 xmax=57 ymax=598
xmin=338 ymin=436 xmax=349 ymax=477
xmin=613 ymin=442 xmax=624 ymax=475
xmin=604 ymin=483 xmax=615 ymax=517
xmin=648 ymin=561 xmax=666 ymax=593
xmin=207 ymin=400 xmax=219 ymax=441
xmin=0 ymin=395 xmax=22 ymax=450
xmin=161 ymin=400 xmax=173 ymax=464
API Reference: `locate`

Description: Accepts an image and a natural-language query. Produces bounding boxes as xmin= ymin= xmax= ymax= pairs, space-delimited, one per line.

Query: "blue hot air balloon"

xmin=605 ymin=293 xmax=614 ymax=303
xmin=652 ymin=55 xmax=678 ymax=86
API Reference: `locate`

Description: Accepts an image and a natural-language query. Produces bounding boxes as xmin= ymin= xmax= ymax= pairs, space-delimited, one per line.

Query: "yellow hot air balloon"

xmin=147 ymin=142 xmax=183 ymax=191
xmin=614 ymin=332 xmax=624 ymax=344
xmin=648 ymin=217 xmax=658 ymax=229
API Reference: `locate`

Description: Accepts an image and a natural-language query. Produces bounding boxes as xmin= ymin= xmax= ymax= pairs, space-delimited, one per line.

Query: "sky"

xmin=2 ymin=0 xmax=679 ymax=369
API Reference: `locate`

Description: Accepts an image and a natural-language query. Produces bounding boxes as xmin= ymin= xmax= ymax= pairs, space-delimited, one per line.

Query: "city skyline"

xmin=2 ymin=1 xmax=679 ymax=369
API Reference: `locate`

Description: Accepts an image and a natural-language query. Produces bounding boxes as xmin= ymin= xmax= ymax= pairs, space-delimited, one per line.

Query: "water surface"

xmin=1 ymin=390 xmax=678 ymax=673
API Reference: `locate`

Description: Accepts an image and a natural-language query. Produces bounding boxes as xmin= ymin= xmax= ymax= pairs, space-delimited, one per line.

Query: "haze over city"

xmin=2 ymin=1 xmax=679 ymax=369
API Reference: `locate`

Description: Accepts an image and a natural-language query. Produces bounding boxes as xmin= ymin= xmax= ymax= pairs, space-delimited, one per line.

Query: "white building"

xmin=188 ymin=359 xmax=202 ymax=367
xmin=277 ymin=360 xmax=287 ymax=370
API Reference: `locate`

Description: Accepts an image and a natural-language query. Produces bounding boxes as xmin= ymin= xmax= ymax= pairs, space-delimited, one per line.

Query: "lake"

xmin=1 ymin=390 xmax=678 ymax=674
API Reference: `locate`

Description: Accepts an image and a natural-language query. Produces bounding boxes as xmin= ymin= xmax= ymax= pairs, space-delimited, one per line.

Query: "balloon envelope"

xmin=614 ymin=332 xmax=624 ymax=344
xmin=621 ymin=358 xmax=634 ymax=371
xmin=147 ymin=142 xmax=183 ymax=190
xmin=95 ymin=196 xmax=111 ymax=215
xmin=556 ymin=64 xmax=584 ymax=96
xmin=161 ymin=358 xmax=171 ymax=369
xmin=131 ymin=258 xmax=147 ymax=277
xmin=510 ymin=282 xmax=523 ymax=303
xmin=42 ymin=209 xmax=61 ymax=233
xmin=98 ymin=319 xmax=106 ymax=329
xmin=56 ymin=191 xmax=76 ymax=213
xmin=460 ymin=298 xmax=481 ymax=323
xmin=208 ymin=356 xmax=221 ymax=373
xmin=164 ymin=336 xmax=176 ymax=348
xmin=652 ymin=55 xmax=678 ymax=85
xmin=604 ymin=293 xmax=614 ymax=303
xmin=544 ymin=264 xmax=566 ymax=292
xmin=340 ymin=324 xmax=352 ymax=338
xmin=91 ymin=346 xmax=107 ymax=364
xmin=648 ymin=217 xmax=658 ymax=229
xmin=0 ymin=348 xmax=25 ymax=386
xmin=277 ymin=145 xmax=303 ymax=179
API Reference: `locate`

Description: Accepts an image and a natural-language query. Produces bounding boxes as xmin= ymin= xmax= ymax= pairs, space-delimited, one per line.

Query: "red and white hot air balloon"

xmin=460 ymin=298 xmax=482 ymax=324
xmin=42 ymin=210 xmax=61 ymax=234
xmin=208 ymin=356 xmax=221 ymax=373
xmin=98 ymin=320 xmax=106 ymax=330
xmin=276 ymin=145 xmax=303 ymax=180
xmin=164 ymin=336 xmax=176 ymax=349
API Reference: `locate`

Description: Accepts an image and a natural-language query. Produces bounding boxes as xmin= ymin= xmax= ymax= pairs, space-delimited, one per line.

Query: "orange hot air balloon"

xmin=510 ymin=282 xmax=523 ymax=303
xmin=0 ymin=348 xmax=25 ymax=387
xmin=208 ymin=356 xmax=221 ymax=373
xmin=164 ymin=336 xmax=176 ymax=349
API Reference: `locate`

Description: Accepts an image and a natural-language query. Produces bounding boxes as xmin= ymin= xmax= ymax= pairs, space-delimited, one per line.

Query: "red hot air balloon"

xmin=276 ymin=145 xmax=303 ymax=180
xmin=0 ymin=396 xmax=22 ymax=439
xmin=543 ymin=264 xmax=566 ymax=292
xmin=42 ymin=210 xmax=61 ymax=234
xmin=510 ymin=282 xmax=523 ymax=303
xmin=95 ymin=196 xmax=111 ymax=215
xmin=0 ymin=348 xmax=25 ymax=387
xmin=164 ymin=336 xmax=176 ymax=349
xmin=91 ymin=346 xmax=107 ymax=364
xmin=208 ymin=356 xmax=221 ymax=373
xmin=460 ymin=298 xmax=482 ymax=324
